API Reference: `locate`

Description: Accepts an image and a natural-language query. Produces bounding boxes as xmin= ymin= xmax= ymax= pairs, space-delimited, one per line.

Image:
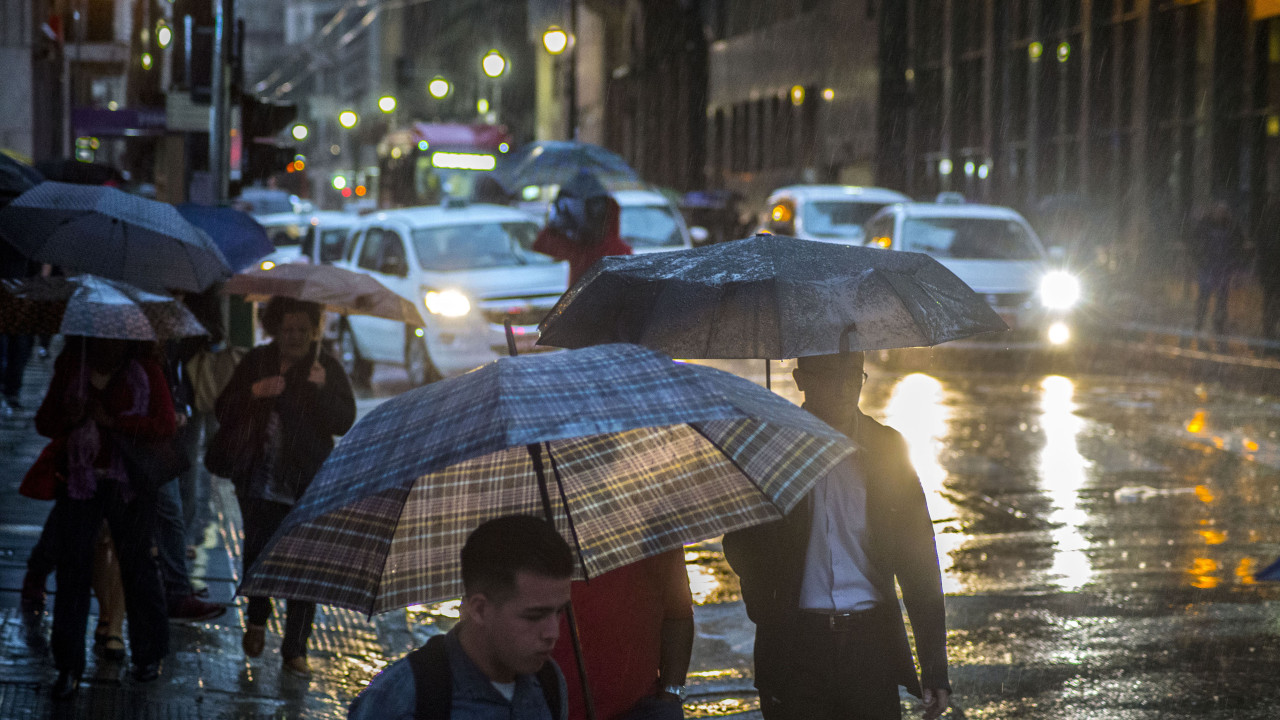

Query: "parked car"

xmin=335 ymin=202 xmax=568 ymax=385
xmin=234 ymin=187 xmax=310 ymax=216
xmin=863 ymin=202 xmax=1082 ymax=348
xmin=759 ymin=185 xmax=910 ymax=245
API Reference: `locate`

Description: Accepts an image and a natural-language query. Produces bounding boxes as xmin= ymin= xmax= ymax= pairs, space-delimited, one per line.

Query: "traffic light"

xmin=241 ymin=96 xmax=299 ymax=182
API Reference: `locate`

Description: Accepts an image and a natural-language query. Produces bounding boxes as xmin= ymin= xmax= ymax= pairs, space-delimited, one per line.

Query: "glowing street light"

xmin=428 ymin=77 xmax=451 ymax=99
xmin=156 ymin=22 xmax=172 ymax=49
xmin=482 ymin=50 xmax=506 ymax=78
xmin=338 ymin=110 xmax=358 ymax=129
xmin=291 ymin=124 xmax=309 ymax=141
xmin=477 ymin=98 xmax=490 ymax=115
xmin=542 ymin=26 xmax=568 ymax=55
xmin=378 ymin=95 xmax=397 ymax=113
xmin=141 ymin=52 xmax=153 ymax=70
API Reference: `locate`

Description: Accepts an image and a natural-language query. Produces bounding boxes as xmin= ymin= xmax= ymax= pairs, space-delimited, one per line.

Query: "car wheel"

xmin=405 ymin=336 xmax=442 ymax=386
xmin=338 ymin=323 xmax=373 ymax=388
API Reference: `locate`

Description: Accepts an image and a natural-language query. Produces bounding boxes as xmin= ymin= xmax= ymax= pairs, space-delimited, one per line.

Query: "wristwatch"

xmin=662 ymin=684 xmax=687 ymax=701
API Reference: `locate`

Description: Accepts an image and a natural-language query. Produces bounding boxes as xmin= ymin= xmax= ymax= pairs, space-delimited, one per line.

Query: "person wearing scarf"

xmin=35 ymin=337 xmax=176 ymax=699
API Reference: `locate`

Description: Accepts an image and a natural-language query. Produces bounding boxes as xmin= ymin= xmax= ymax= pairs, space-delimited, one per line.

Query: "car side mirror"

xmin=690 ymin=226 xmax=709 ymax=245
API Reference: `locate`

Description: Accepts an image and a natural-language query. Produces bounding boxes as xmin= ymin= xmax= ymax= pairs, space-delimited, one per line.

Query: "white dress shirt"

xmin=798 ymin=450 xmax=883 ymax=612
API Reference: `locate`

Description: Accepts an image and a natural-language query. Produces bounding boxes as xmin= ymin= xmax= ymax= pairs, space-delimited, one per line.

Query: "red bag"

xmin=19 ymin=438 xmax=66 ymax=501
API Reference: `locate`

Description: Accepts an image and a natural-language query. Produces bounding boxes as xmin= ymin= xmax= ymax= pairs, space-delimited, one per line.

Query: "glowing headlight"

xmin=1039 ymin=271 xmax=1081 ymax=310
xmin=260 ymin=260 xmax=276 ymax=271
xmin=424 ymin=290 xmax=470 ymax=317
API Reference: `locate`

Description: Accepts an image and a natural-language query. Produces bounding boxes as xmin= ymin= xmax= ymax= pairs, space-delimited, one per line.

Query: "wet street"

xmin=5 ymin=351 xmax=1280 ymax=718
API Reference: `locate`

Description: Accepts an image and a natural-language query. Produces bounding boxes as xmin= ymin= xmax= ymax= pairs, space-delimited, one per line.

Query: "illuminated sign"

xmin=431 ymin=152 xmax=497 ymax=171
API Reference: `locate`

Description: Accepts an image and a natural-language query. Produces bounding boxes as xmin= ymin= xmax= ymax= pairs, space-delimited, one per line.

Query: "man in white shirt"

xmin=724 ymin=351 xmax=950 ymax=720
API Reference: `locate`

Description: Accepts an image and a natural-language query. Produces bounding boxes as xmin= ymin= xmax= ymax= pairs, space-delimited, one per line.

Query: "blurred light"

xmin=390 ymin=146 xmax=403 ymax=159
xmin=871 ymin=236 xmax=891 ymax=249
xmin=499 ymin=142 xmax=510 ymax=153
xmin=905 ymin=68 xmax=915 ymax=82
xmin=355 ymin=185 xmax=367 ymax=197
xmin=978 ymin=163 xmax=990 ymax=179
xmin=1186 ymin=409 xmax=1207 ymax=434
xmin=418 ymin=140 xmax=430 ymax=151
xmin=341 ymin=187 xmax=352 ymax=198
xmin=260 ymin=260 xmax=276 ymax=271
xmin=482 ymin=50 xmax=506 ymax=78
xmin=964 ymin=161 xmax=976 ymax=177
xmin=790 ymin=85 xmax=805 ymax=106
xmin=771 ymin=203 xmax=792 ymax=223
xmin=1029 ymin=41 xmax=1044 ymax=60
xmin=156 ymin=22 xmax=172 ymax=49
xmin=425 ymin=290 xmax=470 ymax=317
xmin=477 ymin=98 xmax=490 ymax=115
xmin=1057 ymin=42 xmax=1071 ymax=62
xmin=330 ymin=144 xmax=341 ymax=155
xmin=1047 ymin=321 xmax=1071 ymax=345
xmin=107 ymin=101 xmax=119 ymax=111
xmin=1269 ymin=116 xmax=1280 ymax=137
xmin=432 ymin=152 xmax=496 ymax=170
xmin=286 ymin=163 xmax=296 ymax=173
xmin=821 ymin=87 xmax=835 ymax=101
xmin=332 ymin=176 xmax=347 ymax=190
xmin=338 ymin=110 xmax=358 ymax=128
xmin=378 ymin=95 xmax=397 ymax=113
xmin=294 ymin=160 xmax=305 ymax=171
xmin=938 ymin=158 xmax=953 ymax=176
xmin=522 ymin=185 xmax=540 ymax=201
xmin=141 ymin=53 xmax=153 ymax=70
xmin=428 ymin=78 xmax=451 ymax=98
xmin=291 ymin=124 xmax=309 ymax=141
xmin=542 ymin=27 xmax=568 ymax=55
xmin=1195 ymin=485 xmax=1215 ymax=503
xmin=415 ymin=327 xmax=425 ymax=337
xmin=1040 ymin=271 xmax=1081 ymax=309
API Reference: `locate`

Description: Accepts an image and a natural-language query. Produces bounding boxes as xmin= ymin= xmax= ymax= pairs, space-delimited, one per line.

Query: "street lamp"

xmin=378 ymin=95 xmax=397 ymax=113
xmin=156 ymin=22 xmax=172 ymax=49
xmin=542 ymin=26 xmax=568 ymax=55
xmin=428 ymin=77 xmax=451 ymax=99
xmin=482 ymin=50 xmax=506 ymax=78
xmin=291 ymin=124 xmax=309 ymax=141
xmin=338 ymin=110 xmax=359 ymax=129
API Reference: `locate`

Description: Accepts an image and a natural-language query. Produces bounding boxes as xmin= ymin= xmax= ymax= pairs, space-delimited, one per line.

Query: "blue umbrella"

xmin=176 ymin=203 xmax=273 ymax=272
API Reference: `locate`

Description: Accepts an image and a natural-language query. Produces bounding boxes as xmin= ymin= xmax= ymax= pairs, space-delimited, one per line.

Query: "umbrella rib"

xmin=545 ymin=442 xmax=591 ymax=582
xmin=365 ymin=482 xmax=418 ymax=617
xmin=686 ymin=422 xmax=790 ymax=516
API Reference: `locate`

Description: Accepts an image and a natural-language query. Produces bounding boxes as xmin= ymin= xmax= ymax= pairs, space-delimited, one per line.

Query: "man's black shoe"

xmin=131 ymin=661 xmax=162 ymax=683
xmin=52 ymin=669 xmax=81 ymax=700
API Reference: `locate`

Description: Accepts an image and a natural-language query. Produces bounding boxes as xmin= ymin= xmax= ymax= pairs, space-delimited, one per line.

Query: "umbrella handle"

xmin=503 ymin=318 xmax=518 ymax=357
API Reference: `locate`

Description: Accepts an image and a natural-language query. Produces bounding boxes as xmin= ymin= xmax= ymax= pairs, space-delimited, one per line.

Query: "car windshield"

xmin=410 ymin=222 xmax=550 ymax=270
xmin=264 ymin=225 xmax=300 ymax=248
xmin=803 ymin=201 xmax=888 ymax=238
xmin=901 ymin=217 xmax=1043 ymax=260
xmin=618 ymin=205 xmax=684 ymax=248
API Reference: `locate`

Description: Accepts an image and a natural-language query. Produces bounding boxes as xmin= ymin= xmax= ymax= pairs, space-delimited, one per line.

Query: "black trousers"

xmin=238 ymin=496 xmax=315 ymax=660
xmin=51 ymin=479 xmax=169 ymax=673
xmin=753 ymin=608 xmax=902 ymax=720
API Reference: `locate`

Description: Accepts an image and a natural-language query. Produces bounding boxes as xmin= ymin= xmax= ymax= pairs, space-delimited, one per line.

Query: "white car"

xmin=760 ymin=185 xmax=910 ymax=245
xmin=862 ymin=203 xmax=1082 ymax=348
xmin=613 ymin=189 xmax=696 ymax=253
xmin=335 ymin=202 xmax=568 ymax=385
xmin=253 ymin=211 xmax=360 ymax=271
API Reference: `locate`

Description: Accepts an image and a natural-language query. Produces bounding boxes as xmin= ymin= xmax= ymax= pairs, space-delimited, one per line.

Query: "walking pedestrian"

xmin=348 ymin=515 xmax=574 ymax=720
xmin=207 ymin=297 xmax=354 ymax=678
xmin=1187 ymin=200 xmax=1247 ymax=335
xmin=35 ymin=338 xmax=175 ymax=699
xmin=550 ymin=550 xmax=693 ymax=720
xmin=723 ymin=352 xmax=950 ymax=720
xmin=532 ymin=171 xmax=631 ymax=286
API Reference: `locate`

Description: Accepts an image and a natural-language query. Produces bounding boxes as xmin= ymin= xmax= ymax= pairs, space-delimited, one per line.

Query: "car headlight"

xmin=1039 ymin=271 xmax=1081 ymax=310
xmin=260 ymin=260 xmax=276 ymax=271
xmin=424 ymin=289 xmax=470 ymax=317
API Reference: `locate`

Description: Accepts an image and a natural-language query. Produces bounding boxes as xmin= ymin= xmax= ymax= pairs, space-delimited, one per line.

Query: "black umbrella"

xmin=35 ymin=159 xmax=124 ymax=186
xmin=0 ymin=181 xmax=229 ymax=294
xmin=496 ymin=141 xmax=639 ymax=189
xmin=0 ymin=154 xmax=43 ymax=205
xmin=537 ymin=234 xmax=1008 ymax=359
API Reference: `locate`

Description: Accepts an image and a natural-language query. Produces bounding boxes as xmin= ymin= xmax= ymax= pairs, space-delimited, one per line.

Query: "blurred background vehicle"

xmin=759 ymin=185 xmax=910 ymax=245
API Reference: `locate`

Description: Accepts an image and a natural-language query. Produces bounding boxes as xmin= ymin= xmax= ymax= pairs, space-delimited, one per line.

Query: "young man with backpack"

xmin=349 ymin=515 xmax=574 ymax=720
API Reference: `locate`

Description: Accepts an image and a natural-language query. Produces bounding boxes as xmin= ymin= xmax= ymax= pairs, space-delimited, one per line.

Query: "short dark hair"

xmin=259 ymin=297 xmax=323 ymax=337
xmin=461 ymin=515 xmax=574 ymax=603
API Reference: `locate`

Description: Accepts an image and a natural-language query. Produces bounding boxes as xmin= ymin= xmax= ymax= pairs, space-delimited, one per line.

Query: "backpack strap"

xmin=408 ymin=634 xmax=452 ymax=720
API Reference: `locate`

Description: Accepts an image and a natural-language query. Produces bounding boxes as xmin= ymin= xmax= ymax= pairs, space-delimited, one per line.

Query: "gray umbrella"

xmin=0 ymin=181 xmax=229 ymax=294
xmin=537 ymin=234 xmax=1008 ymax=359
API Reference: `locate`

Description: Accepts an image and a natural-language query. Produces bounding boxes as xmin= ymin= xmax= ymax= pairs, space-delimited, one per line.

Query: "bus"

xmin=377 ymin=122 xmax=513 ymax=209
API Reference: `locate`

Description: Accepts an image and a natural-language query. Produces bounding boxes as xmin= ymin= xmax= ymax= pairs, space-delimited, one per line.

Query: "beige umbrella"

xmin=222 ymin=263 xmax=425 ymax=328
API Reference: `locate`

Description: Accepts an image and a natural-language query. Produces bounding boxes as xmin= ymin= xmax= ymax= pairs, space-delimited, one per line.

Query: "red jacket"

xmin=533 ymin=197 xmax=631 ymax=286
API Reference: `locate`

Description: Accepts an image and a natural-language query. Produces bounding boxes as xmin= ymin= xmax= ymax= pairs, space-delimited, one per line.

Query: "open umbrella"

xmin=0 ymin=153 xmax=42 ymax=205
xmin=0 ymin=274 xmax=207 ymax=341
xmin=496 ymin=141 xmax=639 ymax=190
xmin=537 ymin=234 xmax=1008 ymax=359
xmin=175 ymin=203 xmax=274 ymax=272
xmin=0 ymin=181 xmax=230 ymax=294
xmin=221 ymin=263 xmax=425 ymax=328
xmin=239 ymin=343 xmax=851 ymax=614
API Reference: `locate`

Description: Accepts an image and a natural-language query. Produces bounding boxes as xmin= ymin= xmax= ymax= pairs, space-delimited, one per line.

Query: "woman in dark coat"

xmin=211 ymin=298 xmax=355 ymax=678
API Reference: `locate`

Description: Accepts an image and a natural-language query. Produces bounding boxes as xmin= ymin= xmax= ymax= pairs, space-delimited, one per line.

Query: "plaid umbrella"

xmin=0 ymin=275 xmax=207 ymax=340
xmin=0 ymin=181 xmax=230 ymax=294
xmin=240 ymin=343 xmax=852 ymax=615
xmin=222 ymin=263 xmax=426 ymax=327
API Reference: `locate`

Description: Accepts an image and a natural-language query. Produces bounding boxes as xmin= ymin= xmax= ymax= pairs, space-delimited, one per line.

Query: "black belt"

xmin=795 ymin=606 xmax=886 ymax=633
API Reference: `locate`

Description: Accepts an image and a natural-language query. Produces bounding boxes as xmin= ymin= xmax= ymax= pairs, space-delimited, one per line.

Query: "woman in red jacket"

xmin=533 ymin=171 xmax=632 ymax=286
xmin=36 ymin=337 xmax=176 ymax=699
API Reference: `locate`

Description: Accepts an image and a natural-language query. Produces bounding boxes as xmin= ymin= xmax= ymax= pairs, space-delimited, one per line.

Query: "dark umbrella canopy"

xmin=175 ymin=203 xmax=273 ymax=272
xmin=537 ymin=234 xmax=1009 ymax=358
xmin=496 ymin=141 xmax=639 ymax=189
xmin=0 ymin=181 xmax=229 ymax=294
xmin=0 ymin=154 xmax=42 ymax=205
xmin=240 ymin=343 xmax=852 ymax=614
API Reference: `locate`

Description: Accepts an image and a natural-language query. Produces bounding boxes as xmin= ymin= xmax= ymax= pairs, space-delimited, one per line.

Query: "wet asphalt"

xmin=3 ymin=334 xmax=1280 ymax=718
